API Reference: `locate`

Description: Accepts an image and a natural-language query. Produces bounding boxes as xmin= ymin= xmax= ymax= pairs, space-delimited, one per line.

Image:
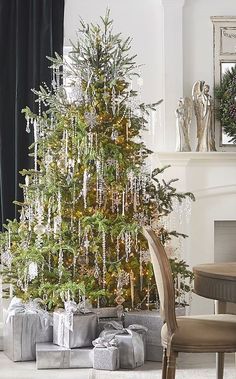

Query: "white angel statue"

xmin=175 ymin=97 xmax=192 ymax=152
xmin=192 ymin=81 xmax=216 ymax=152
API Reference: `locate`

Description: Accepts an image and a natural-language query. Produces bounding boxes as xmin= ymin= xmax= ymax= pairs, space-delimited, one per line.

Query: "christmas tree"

xmin=0 ymin=11 xmax=194 ymax=311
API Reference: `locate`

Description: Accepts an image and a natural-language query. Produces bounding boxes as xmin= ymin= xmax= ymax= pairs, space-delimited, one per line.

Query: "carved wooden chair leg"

xmin=166 ymin=351 xmax=177 ymax=379
xmin=216 ymin=352 xmax=224 ymax=379
xmin=162 ymin=348 xmax=167 ymax=379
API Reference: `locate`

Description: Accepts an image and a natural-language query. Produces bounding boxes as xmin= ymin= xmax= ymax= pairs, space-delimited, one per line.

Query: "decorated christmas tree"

xmin=0 ymin=11 xmax=194 ymax=311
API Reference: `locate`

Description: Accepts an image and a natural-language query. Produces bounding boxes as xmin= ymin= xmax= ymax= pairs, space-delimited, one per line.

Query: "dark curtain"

xmin=0 ymin=0 xmax=65 ymax=230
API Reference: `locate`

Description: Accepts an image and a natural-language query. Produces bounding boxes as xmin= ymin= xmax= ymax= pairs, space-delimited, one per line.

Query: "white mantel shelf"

xmin=155 ymin=151 xmax=236 ymax=165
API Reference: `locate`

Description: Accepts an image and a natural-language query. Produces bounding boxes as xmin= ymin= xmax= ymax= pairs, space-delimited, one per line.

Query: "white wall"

xmin=64 ymin=0 xmax=164 ymax=151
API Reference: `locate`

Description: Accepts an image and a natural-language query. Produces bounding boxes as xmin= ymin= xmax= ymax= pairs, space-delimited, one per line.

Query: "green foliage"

xmin=215 ymin=64 xmax=236 ymax=143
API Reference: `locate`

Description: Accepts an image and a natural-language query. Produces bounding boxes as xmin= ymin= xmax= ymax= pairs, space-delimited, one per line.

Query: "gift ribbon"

xmin=56 ymin=299 xmax=94 ymax=347
xmin=100 ymin=321 xmax=148 ymax=368
xmin=6 ymin=297 xmax=51 ymax=329
xmin=92 ymin=335 xmax=118 ymax=349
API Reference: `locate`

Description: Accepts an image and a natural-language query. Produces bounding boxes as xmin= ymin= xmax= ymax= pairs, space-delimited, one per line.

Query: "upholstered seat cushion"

xmin=161 ymin=314 xmax=236 ymax=352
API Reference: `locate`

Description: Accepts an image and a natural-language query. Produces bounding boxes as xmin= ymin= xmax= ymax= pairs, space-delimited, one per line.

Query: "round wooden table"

xmin=193 ymin=262 xmax=236 ymax=379
xmin=193 ymin=262 xmax=236 ymax=305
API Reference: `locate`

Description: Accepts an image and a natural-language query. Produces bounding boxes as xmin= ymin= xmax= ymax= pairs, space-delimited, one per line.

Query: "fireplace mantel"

xmin=156 ymin=151 xmax=236 ymax=315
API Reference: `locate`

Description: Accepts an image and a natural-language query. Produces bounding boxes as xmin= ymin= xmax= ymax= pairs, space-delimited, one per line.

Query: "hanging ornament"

xmin=122 ymin=191 xmax=125 ymax=216
xmin=111 ymin=129 xmax=118 ymax=141
xmin=117 ymin=270 xmax=130 ymax=290
xmin=130 ymin=270 xmax=135 ymax=309
xmin=111 ymin=86 xmax=116 ymax=115
xmin=58 ymin=247 xmax=63 ymax=281
xmin=94 ymin=252 xmax=100 ymax=279
xmin=84 ymin=109 xmax=97 ymax=129
xmin=1 ymin=249 xmax=12 ymax=268
xmin=126 ymin=119 xmax=131 ymax=141
xmin=116 ymin=236 xmax=120 ymax=261
xmin=84 ymin=233 xmax=90 ymax=264
xmin=28 ymin=262 xmax=38 ymax=281
xmin=33 ymin=120 xmax=38 ymax=171
xmin=33 ymin=224 xmax=46 ymax=236
xmin=125 ymin=231 xmax=131 ymax=262
xmin=78 ymin=220 xmax=81 ymax=245
xmin=102 ymin=231 xmax=106 ymax=289
xmin=83 ymin=169 xmax=88 ymax=209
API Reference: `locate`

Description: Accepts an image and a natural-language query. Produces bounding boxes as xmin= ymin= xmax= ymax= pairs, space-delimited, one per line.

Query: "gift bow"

xmin=56 ymin=299 xmax=94 ymax=347
xmin=6 ymin=297 xmax=51 ymax=329
xmin=92 ymin=335 xmax=118 ymax=349
xmin=64 ymin=299 xmax=93 ymax=315
xmin=102 ymin=320 xmax=148 ymax=334
xmin=100 ymin=321 xmax=147 ymax=368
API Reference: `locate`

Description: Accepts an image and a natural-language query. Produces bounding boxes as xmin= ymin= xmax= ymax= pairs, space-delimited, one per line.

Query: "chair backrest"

xmin=143 ymin=227 xmax=178 ymax=336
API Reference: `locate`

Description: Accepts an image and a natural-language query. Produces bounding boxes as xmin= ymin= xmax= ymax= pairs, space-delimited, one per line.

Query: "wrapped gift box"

xmin=100 ymin=322 xmax=146 ymax=369
xmin=124 ymin=310 xmax=162 ymax=361
xmin=93 ymin=306 xmax=123 ymax=319
xmin=3 ymin=309 xmax=52 ymax=362
xmin=53 ymin=310 xmax=97 ymax=348
xmin=36 ymin=343 xmax=93 ymax=369
xmin=93 ymin=346 xmax=119 ymax=371
xmin=124 ymin=309 xmax=185 ymax=362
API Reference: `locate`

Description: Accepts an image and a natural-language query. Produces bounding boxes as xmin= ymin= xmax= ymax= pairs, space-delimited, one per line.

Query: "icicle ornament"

xmin=28 ymin=262 xmax=38 ymax=281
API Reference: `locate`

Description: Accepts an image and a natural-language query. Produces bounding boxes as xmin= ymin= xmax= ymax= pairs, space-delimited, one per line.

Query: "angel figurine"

xmin=192 ymin=81 xmax=216 ymax=152
xmin=175 ymin=97 xmax=192 ymax=152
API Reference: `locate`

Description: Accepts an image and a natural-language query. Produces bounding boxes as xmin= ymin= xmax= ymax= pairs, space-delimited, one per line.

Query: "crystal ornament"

xmin=84 ymin=109 xmax=97 ymax=129
xmin=117 ymin=270 xmax=130 ymax=289
xmin=102 ymin=231 xmax=106 ymax=289
xmin=125 ymin=232 xmax=131 ymax=262
xmin=94 ymin=252 xmax=100 ymax=279
xmin=83 ymin=169 xmax=88 ymax=208
xmin=33 ymin=120 xmax=38 ymax=171
xmin=28 ymin=262 xmax=38 ymax=281
xmin=115 ymin=292 xmax=125 ymax=305
xmin=58 ymin=247 xmax=63 ymax=281
xmin=111 ymin=86 xmax=116 ymax=115
xmin=34 ymin=224 xmax=46 ymax=235
xmin=111 ymin=129 xmax=118 ymax=141
xmin=1 ymin=250 xmax=12 ymax=268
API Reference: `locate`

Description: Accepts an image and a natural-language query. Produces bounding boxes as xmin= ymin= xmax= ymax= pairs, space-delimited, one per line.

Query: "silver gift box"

xmin=36 ymin=343 xmax=94 ymax=369
xmin=124 ymin=310 xmax=163 ymax=362
xmin=93 ymin=307 xmax=122 ymax=319
xmin=3 ymin=309 xmax=52 ymax=362
xmin=93 ymin=346 xmax=119 ymax=371
xmin=115 ymin=332 xmax=144 ymax=369
xmin=53 ymin=311 xmax=97 ymax=349
xmin=100 ymin=328 xmax=145 ymax=369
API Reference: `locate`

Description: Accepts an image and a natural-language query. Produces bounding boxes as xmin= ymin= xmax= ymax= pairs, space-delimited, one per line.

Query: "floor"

xmin=0 ymin=352 xmax=235 ymax=379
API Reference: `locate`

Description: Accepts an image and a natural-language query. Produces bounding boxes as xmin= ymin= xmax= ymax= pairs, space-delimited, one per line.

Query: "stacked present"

xmin=124 ymin=308 xmax=185 ymax=362
xmin=3 ymin=298 xmax=148 ymax=371
xmin=124 ymin=310 xmax=163 ymax=361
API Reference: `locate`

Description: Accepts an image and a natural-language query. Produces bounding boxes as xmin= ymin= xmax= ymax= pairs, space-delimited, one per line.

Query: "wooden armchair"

xmin=143 ymin=227 xmax=236 ymax=379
